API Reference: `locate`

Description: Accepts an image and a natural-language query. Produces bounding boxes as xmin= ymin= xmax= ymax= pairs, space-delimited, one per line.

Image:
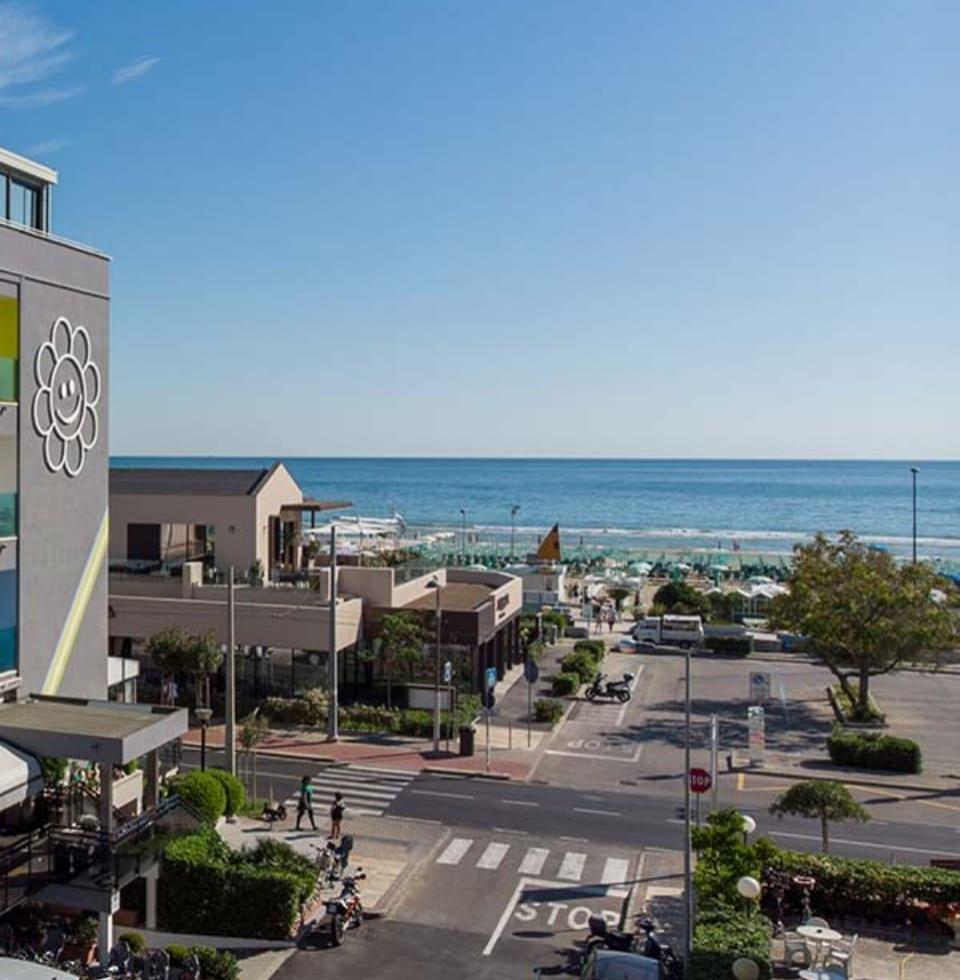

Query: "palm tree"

xmin=770 ymin=780 xmax=869 ymax=853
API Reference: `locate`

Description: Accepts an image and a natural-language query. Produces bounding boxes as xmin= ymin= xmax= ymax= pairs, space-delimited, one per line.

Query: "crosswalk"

xmin=434 ymin=837 xmax=634 ymax=897
xmin=284 ymin=763 xmax=416 ymax=817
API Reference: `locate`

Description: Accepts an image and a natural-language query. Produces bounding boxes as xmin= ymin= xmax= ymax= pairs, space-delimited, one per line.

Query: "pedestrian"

xmin=295 ymin=774 xmax=316 ymax=831
xmin=606 ymin=606 xmax=616 ymax=633
xmin=330 ymin=791 xmax=345 ymax=840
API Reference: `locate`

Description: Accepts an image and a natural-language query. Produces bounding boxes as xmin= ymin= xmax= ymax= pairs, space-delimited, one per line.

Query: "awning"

xmin=0 ymin=741 xmax=41 ymax=812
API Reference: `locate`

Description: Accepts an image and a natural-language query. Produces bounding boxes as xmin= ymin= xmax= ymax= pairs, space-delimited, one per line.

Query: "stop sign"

xmin=689 ymin=767 xmax=712 ymax=794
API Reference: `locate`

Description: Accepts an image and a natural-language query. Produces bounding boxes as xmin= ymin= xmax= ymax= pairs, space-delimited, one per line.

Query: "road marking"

xmin=410 ymin=789 xmax=475 ymax=801
xmin=518 ymin=847 xmax=550 ymax=875
xmin=558 ymin=852 xmax=587 ymax=881
xmin=544 ymin=749 xmax=640 ymax=764
xmin=602 ymin=857 xmax=631 ymax=898
xmin=436 ymin=837 xmax=473 ymax=865
xmin=332 ymin=763 xmax=418 ymax=778
xmin=477 ymin=842 xmax=511 ymax=870
xmin=666 ymin=818 xmax=685 ymax=825
xmin=493 ymin=827 xmax=528 ymax=835
xmin=483 ymin=877 xmax=528 ymax=956
xmin=561 ymin=835 xmax=588 ymax=843
xmin=736 ymin=772 xmax=745 ymax=791
xmin=573 ymin=807 xmax=621 ymax=817
xmin=615 ymin=665 xmax=644 ymax=727
xmin=581 ymin=794 xmax=605 ymax=801
xmin=769 ymin=831 xmax=960 ymax=858
xmin=502 ymin=799 xmax=539 ymax=807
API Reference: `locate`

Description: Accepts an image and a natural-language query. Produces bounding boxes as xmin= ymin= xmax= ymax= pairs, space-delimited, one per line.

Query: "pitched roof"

xmin=110 ymin=467 xmax=270 ymax=497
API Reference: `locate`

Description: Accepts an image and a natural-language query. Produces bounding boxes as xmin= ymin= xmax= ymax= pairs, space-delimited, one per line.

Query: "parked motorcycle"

xmin=585 ymin=672 xmax=634 ymax=703
xmin=636 ymin=918 xmax=682 ymax=980
xmin=586 ymin=914 xmax=636 ymax=952
xmin=326 ymin=871 xmax=366 ymax=946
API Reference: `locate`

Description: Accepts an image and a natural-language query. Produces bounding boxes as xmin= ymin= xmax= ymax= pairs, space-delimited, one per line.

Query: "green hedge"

xmin=551 ymin=672 xmax=580 ymax=696
xmin=207 ymin=769 xmax=245 ymax=817
xmin=168 ymin=770 xmax=227 ymax=823
xmin=534 ymin=698 xmax=565 ymax=723
xmin=573 ymin=639 xmax=606 ymax=659
xmin=158 ymin=828 xmax=314 ymax=940
xmin=166 ymin=945 xmax=238 ymax=980
xmin=827 ymin=728 xmax=922 ymax=773
xmin=704 ymin=635 xmax=754 ymax=656
xmin=690 ymin=908 xmax=772 ymax=980
xmin=560 ymin=650 xmax=601 ymax=683
xmin=763 ymin=846 xmax=960 ymax=920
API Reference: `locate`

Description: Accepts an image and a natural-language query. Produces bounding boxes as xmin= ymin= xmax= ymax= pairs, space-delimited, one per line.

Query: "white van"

xmin=632 ymin=614 xmax=704 ymax=648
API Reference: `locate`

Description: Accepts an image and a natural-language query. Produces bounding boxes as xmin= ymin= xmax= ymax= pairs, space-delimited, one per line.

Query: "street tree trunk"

xmin=821 ymin=811 xmax=830 ymax=854
xmin=858 ymin=665 xmax=871 ymax=718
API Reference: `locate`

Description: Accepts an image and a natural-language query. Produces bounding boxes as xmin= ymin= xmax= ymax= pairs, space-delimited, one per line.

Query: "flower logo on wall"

xmin=32 ymin=317 xmax=101 ymax=477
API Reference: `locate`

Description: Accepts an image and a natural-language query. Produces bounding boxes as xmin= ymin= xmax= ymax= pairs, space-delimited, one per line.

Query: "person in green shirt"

xmin=295 ymin=774 xmax=316 ymax=831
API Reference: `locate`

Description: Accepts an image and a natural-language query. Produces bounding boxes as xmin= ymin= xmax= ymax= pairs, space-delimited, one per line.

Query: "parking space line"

xmin=615 ymin=665 xmax=644 ymax=727
xmin=544 ymin=750 xmax=639 ymax=763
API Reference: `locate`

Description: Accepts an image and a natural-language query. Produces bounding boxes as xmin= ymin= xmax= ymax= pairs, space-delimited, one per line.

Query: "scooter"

xmin=636 ymin=918 xmax=682 ymax=980
xmin=585 ymin=672 xmax=634 ymax=703
xmin=325 ymin=870 xmax=366 ymax=946
xmin=586 ymin=914 xmax=637 ymax=952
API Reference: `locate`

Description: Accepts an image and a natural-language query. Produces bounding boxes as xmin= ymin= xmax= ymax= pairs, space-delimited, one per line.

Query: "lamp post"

xmin=910 ymin=466 xmax=919 ymax=564
xmin=459 ymin=508 xmax=467 ymax=565
xmin=741 ymin=812 xmax=757 ymax=846
xmin=327 ymin=524 xmax=339 ymax=742
xmin=195 ymin=707 xmax=213 ymax=771
xmin=683 ymin=642 xmax=692 ymax=965
xmin=509 ymin=504 xmax=520 ymax=560
xmin=427 ymin=578 xmax=443 ymax=754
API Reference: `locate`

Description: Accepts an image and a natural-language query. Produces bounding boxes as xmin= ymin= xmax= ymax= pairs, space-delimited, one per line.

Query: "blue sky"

xmin=2 ymin=0 xmax=957 ymax=458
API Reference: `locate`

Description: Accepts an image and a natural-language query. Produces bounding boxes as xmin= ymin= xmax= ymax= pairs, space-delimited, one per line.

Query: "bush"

xmin=168 ymin=770 xmax=227 ymax=823
xmin=551 ymin=672 xmax=581 ymax=696
xmin=191 ymin=946 xmax=239 ymax=980
xmin=573 ymin=639 xmax=605 ymax=659
xmin=207 ymin=769 xmax=246 ymax=817
xmin=165 ymin=944 xmax=190 ymax=967
xmin=690 ymin=908 xmax=772 ymax=980
xmin=704 ymin=635 xmax=753 ymax=656
xmin=533 ymin=698 xmax=565 ymax=724
xmin=560 ymin=650 xmax=600 ymax=683
xmin=118 ymin=931 xmax=145 ymax=954
xmin=827 ymin=727 xmax=922 ymax=773
xmin=541 ymin=610 xmax=570 ymax=630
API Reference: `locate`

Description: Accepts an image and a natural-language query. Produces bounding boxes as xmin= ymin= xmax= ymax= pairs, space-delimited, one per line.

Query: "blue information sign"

xmin=485 ymin=667 xmax=497 ymax=691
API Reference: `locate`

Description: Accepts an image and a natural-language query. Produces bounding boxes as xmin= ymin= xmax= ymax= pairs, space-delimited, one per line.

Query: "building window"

xmin=0 ymin=437 xmax=15 ymax=539
xmin=8 ymin=180 xmax=40 ymax=230
xmin=0 ymin=570 xmax=15 ymax=674
xmin=0 ymin=295 xmax=17 ymax=403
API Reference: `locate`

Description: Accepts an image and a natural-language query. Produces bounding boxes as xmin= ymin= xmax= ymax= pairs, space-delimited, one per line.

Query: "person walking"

xmin=330 ymin=791 xmax=345 ymax=840
xmin=295 ymin=774 xmax=316 ymax=831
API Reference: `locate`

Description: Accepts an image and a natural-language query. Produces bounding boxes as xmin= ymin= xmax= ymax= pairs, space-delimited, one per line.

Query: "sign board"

xmin=749 ymin=671 xmax=771 ymax=704
xmin=443 ymin=660 xmax=453 ymax=685
xmin=408 ymin=685 xmax=453 ymax=711
xmin=482 ymin=689 xmax=496 ymax=710
xmin=689 ymin=767 xmax=712 ymax=794
xmin=748 ymin=705 xmax=766 ymax=764
xmin=485 ymin=666 xmax=498 ymax=691
xmin=524 ymin=658 xmax=540 ymax=684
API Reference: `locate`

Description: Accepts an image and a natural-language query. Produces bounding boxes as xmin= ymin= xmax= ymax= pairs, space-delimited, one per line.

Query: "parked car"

xmin=580 ymin=947 xmax=660 ymax=980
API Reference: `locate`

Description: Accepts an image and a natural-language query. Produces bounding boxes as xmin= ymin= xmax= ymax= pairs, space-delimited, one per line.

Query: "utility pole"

xmin=433 ymin=583 xmax=442 ymax=753
xmin=225 ymin=566 xmax=237 ymax=776
xmin=911 ymin=466 xmax=919 ymax=564
xmin=510 ymin=504 xmax=520 ymax=560
xmin=460 ymin=508 xmax=467 ymax=565
xmin=683 ymin=643 xmax=693 ymax=966
xmin=327 ymin=524 xmax=339 ymax=742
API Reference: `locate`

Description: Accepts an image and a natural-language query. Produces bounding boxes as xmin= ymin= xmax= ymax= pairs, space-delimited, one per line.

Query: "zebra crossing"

xmin=434 ymin=836 xmax=634 ymax=897
xmin=284 ymin=763 xmax=416 ymax=817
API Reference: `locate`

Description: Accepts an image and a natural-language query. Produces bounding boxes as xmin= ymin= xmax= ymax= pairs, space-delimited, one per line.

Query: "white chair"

xmin=805 ymin=916 xmax=830 ymax=928
xmin=783 ymin=932 xmax=813 ymax=969
xmin=823 ymin=934 xmax=857 ymax=978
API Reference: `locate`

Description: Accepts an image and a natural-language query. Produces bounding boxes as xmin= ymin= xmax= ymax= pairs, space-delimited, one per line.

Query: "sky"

xmin=1 ymin=0 xmax=957 ymax=458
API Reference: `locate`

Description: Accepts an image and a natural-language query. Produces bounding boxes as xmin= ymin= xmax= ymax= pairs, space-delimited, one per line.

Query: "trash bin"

xmin=459 ymin=725 xmax=475 ymax=757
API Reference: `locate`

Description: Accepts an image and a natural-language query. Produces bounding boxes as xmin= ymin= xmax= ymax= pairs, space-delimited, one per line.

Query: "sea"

xmin=111 ymin=458 xmax=960 ymax=570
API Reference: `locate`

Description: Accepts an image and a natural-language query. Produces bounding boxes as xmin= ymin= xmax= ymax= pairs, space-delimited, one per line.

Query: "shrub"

xmin=165 ymin=944 xmax=190 ymax=967
xmin=534 ymin=698 xmax=565 ymax=723
xmin=827 ymin=727 xmax=921 ymax=773
xmin=704 ymin=635 xmax=753 ymax=656
xmin=168 ymin=770 xmax=227 ymax=823
xmin=541 ymin=610 xmax=570 ymax=630
xmin=118 ymin=931 xmax=146 ymax=954
xmin=690 ymin=908 xmax=772 ymax=980
xmin=191 ymin=946 xmax=239 ymax=980
xmin=262 ymin=696 xmax=317 ymax=726
xmin=207 ymin=769 xmax=245 ymax=817
xmin=573 ymin=639 xmax=605 ymax=659
xmin=551 ymin=672 xmax=580 ymax=696
xmin=560 ymin=650 xmax=600 ymax=683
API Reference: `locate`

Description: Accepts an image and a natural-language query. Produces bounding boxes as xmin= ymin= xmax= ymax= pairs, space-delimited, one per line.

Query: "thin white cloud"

xmin=0 ymin=3 xmax=78 ymax=106
xmin=27 ymin=137 xmax=68 ymax=155
xmin=112 ymin=56 xmax=158 ymax=85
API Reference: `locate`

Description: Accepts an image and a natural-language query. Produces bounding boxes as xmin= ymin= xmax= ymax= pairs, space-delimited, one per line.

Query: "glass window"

xmin=0 ymin=295 xmax=15 ymax=403
xmin=0 ymin=174 xmax=7 ymax=220
xmin=8 ymin=180 xmax=39 ymax=229
xmin=0 ymin=570 xmax=16 ymax=674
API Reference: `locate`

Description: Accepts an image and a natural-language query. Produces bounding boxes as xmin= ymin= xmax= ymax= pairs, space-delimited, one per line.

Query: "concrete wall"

xmin=255 ymin=464 xmax=303 ymax=570
xmin=448 ymin=568 xmax=522 ymax=630
xmin=337 ymin=567 xmax=449 ymax=608
xmin=2 ymin=224 xmax=109 ymax=698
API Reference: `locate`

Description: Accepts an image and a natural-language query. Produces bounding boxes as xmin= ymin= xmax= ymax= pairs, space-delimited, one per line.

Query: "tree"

xmin=240 ymin=709 xmax=270 ymax=799
xmin=187 ymin=630 xmax=224 ymax=709
xmin=767 ymin=531 xmax=956 ymax=719
xmin=145 ymin=628 xmax=223 ymax=708
xmin=605 ymin=586 xmax=633 ymax=612
xmin=652 ymin=581 xmax=710 ymax=617
xmin=146 ymin=626 xmax=191 ymax=675
xmin=374 ymin=612 xmax=425 ymax=708
xmin=769 ymin=780 xmax=869 ymax=854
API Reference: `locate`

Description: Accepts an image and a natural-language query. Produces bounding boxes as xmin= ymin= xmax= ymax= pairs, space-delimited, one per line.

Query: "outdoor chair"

xmin=783 ymin=932 xmax=813 ymax=969
xmin=823 ymin=934 xmax=857 ymax=978
xmin=805 ymin=916 xmax=830 ymax=928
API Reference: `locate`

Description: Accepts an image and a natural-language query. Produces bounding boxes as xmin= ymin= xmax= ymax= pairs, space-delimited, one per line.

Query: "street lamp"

xmin=195 ymin=707 xmax=213 ymax=771
xmin=426 ymin=578 xmax=443 ymax=754
xmin=683 ymin=642 xmax=692 ymax=965
xmin=509 ymin=505 xmax=520 ymax=561
xmin=731 ymin=958 xmax=760 ymax=980
xmin=459 ymin=508 xmax=467 ymax=566
xmin=741 ymin=812 xmax=757 ymax=845
xmin=910 ymin=466 xmax=919 ymax=564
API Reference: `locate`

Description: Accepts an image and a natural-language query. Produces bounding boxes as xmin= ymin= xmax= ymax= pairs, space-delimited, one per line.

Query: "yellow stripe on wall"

xmin=42 ymin=508 xmax=109 ymax=695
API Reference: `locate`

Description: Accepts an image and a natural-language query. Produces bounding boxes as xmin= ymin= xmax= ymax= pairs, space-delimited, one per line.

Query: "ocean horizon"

xmin=111 ymin=457 xmax=960 ymax=567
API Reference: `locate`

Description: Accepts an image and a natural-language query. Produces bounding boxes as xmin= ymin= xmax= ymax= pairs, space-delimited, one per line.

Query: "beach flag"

xmin=536 ymin=523 xmax=562 ymax=562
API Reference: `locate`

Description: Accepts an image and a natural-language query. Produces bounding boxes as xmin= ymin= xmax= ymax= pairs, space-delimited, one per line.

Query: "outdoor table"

xmin=798 ymin=969 xmax=845 ymax=980
xmin=796 ymin=924 xmax=842 ymax=965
